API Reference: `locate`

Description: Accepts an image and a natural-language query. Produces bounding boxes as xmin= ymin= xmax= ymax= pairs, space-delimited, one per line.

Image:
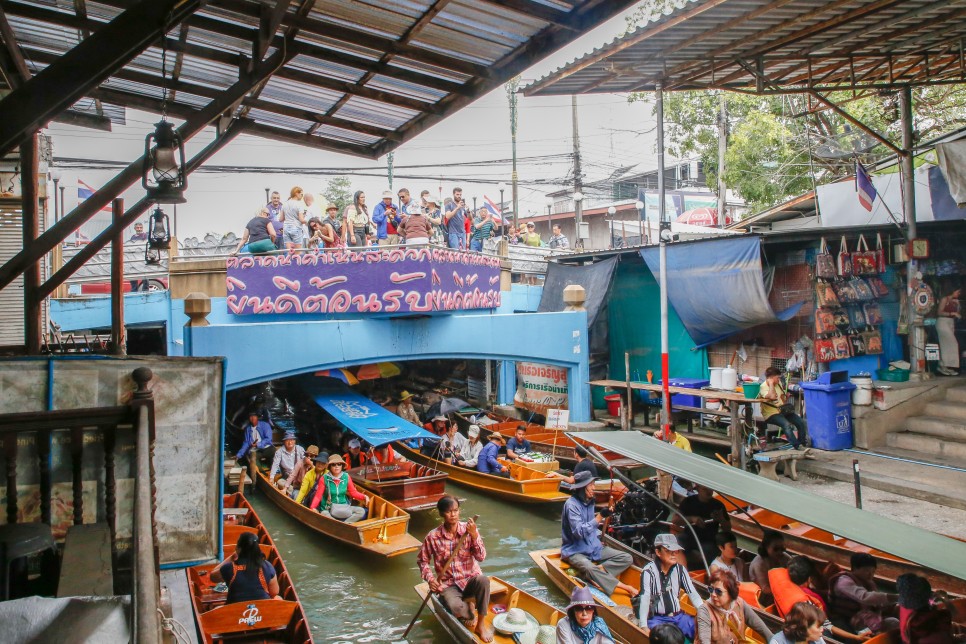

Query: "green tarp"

xmin=607 ymin=260 xmax=707 ymax=383
xmin=570 ymin=431 xmax=966 ymax=583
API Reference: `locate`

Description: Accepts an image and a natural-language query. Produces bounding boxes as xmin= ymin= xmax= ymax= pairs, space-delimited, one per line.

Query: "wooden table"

xmin=517 ymin=458 xmax=560 ymax=473
xmin=590 ymin=379 xmax=760 ymax=468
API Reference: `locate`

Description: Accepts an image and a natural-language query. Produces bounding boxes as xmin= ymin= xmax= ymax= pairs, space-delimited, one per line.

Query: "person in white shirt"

xmin=269 ymin=431 xmax=305 ymax=485
xmin=637 ymin=533 xmax=704 ymax=639
xmin=439 ymin=421 xmax=469 ymax=464
xmin=710 ymin=531 xmax=745 ymax=582
xmin=456 ymin=425 xmax=484 ymax=468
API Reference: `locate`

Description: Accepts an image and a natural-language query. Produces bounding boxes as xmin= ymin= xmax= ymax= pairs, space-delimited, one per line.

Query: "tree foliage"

xmin=624 ymin=2 xmax=966 ymax=213
xmin=322 ymin=176 xmax=352 ymax=212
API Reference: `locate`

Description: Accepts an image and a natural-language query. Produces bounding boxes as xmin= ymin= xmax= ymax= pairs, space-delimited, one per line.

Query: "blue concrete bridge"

xmin=51 ymin=250 xmax=592 ymax=420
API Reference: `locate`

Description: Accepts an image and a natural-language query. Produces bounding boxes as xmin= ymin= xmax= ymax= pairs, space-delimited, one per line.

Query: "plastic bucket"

xmin=709 ymin=367 xmax=723 ymax=389
xmin=604 ymin=394 xmax=622 ymax=417
xmin=850 ymin=376 xmax=873 ymax=406
xmin=742 ymin=382 xmax=761 ymax=399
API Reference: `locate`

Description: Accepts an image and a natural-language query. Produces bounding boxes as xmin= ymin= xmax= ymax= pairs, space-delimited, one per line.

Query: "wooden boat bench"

xmin=57 ymin=523 xmax=113 ymax=598
xmin=753 ymin=449 xmax=805 ymax=481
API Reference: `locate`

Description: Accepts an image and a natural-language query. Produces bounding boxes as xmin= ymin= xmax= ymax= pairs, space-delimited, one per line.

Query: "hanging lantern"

xmin=144 ymin=243 xmax=161 ymax=265
xmin=142 ymin=120 xmax=187 ymax=204
xmin=148 ymin=206 xmax=171 ymax=250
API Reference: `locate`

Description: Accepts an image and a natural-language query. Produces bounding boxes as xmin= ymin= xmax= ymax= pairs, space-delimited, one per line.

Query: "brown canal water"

xmin=249 ymin=485 xmax=569 ymax=642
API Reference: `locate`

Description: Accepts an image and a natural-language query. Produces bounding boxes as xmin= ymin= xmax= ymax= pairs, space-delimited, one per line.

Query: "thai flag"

xmin=482 ymin=195 xmax=506 ymax=224
xmin=855 ymin=162 xmax=876 ymax=211
xmin=77 ymin=179 xmax=113 ymax=213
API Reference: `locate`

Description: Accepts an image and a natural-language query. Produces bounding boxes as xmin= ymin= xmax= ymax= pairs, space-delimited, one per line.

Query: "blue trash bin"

xmin=800 ymin=371 xmax=856 ymax=451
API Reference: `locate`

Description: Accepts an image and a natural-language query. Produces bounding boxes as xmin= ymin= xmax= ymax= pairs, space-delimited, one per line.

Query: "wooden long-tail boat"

xmin=187 ymin=493 xmax=313 ymax=643
xmin=454 ymin=410 xmax=641 ymax=469
xmin=395 ymin=442 xmax=569 ymax=503
xmin=255 ymin=470 xmax=421 ymax=557
xmin=348 ymin=460 xmax=449 ymax=512
xmin=414 ymin=576 xmax=570 ymax=644
xmin=719 ymin=494 xmax=966 ymax=597
xmin=529 ymin=548 xmax=645 ymax=644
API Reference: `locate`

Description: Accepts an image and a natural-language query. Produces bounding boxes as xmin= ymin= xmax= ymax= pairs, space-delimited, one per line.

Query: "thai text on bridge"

xmin=226 ymin=247 xmax=503 ymax=315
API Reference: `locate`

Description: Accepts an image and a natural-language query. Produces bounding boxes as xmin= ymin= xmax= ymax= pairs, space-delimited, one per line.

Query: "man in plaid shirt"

xmin=417 ymin=495 xmax=493 ymax=642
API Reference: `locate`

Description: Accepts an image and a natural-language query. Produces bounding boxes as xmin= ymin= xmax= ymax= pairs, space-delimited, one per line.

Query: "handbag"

xmin=816 ymin=282 xmax=840 ymax=308
xmin=849 ymin=332 xmax=866 ymax=357
xmin=867 ymin=276 xmax=890 ymax=298
xmin=833 ymin=281 xmax=857 ymax=304
xmin=815 ymin=338 xmax=835 ymax=362
xmin=833 ymin=308 xmax=850 ymax=330
xmin=851 ymin=235 xmax=877 ymax=275
xmin=837 ymin=236 xmax=853 ymax=277
xmin=850 ymin=277 xmax=875 ymax=302
xmin=874 ymin=233 xmax=887 ymax=273
xmin=863 ymin=329 xmax=883 ymax=354
xmin=329 ymin=503 xmax=354 ymax=520
xmin=815 ymin=309 xmax=836 ymax=336
xmin=832 ymin=335 xmax=851 ymax=359
xmin=864 ymin=302 xmax=883 ymax=326
xmin=815 ymin=237 xmax=836 ymax=280
xmin=847 ymin=305 xmax=867 ymax=329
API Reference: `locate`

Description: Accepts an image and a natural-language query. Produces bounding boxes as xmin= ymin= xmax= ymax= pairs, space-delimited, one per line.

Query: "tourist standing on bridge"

xmin=418 ymin=495 xmax=494 ymax=642
xmin=561 ymin=471 xmax=638 ymax=601
xmin=444 ymin=187 xmax=468 ymax=249
xmin=371 ymin=191 xmax=396 ymax=247
xmin=280 ymin=186 xmax=307 ymax=252
xmin=470 ymin=208 xmax=494 ymax=252
xmin=318 ymin=204 xmax=341 ymax=248
xmin=521 ymin=222 xmax=543 ymax=247
xmin=548 ymin=224 xmax=570 ymax=249
xmin=398 ymin=203 xmax=431 ymax=245
xmin=344 ymin=190 xmax=371 ymax=247
xmin=425 ymin=195 xmax=444 ymax=245
xmin=267 ymin=190 xmax=284 ymax=249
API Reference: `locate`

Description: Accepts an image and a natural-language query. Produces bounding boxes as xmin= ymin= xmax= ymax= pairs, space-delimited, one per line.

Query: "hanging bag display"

xmin=847 ymin=305 xmax=867 ymax=329
xmin=833 ymin=280 xmax=857 ymax=304
xmin=815 ymin=237 xmax=836 ymax=280
xmin=863 ymin=329 xmax=883 ymax=354
xmin=837 ymin=236 xmax=853 ymax=277
xmin=816 ymin=282 xmax=840 ymax=308
xmin=864 ymin=302 xmax=883 ymax=326
xmin=833 ymin=308 xmax=851 ymax=331
xmin=867 ymin=276 xmax=890 ymax=298
xmin=815 ymin=309 xmax=837 ymax=336
xmin=852 ymin=235 xmax=877 ymax=275
xmin=815 ymin=338 xmax=836 ymax=363
xmin=832 ymin=334 xmax=852 ymax=359
xmin=874 ymin=233 xmax=886 ymax=273
xmin=850 ymin=277 xmax=876 ymax=302
xmin=849 ymin=332 xmax=867 ymax=357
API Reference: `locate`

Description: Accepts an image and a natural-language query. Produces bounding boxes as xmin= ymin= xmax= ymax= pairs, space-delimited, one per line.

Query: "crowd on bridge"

xmin=231 ymin=184 xmax=573 ymax=256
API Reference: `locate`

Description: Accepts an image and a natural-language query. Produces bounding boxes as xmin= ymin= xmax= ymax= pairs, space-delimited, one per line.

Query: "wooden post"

xmin=624 ymin=352 xmax=632 ymax=431
xmin=21 ymin=132 xmax=41 ymax=354
xmin=730 ymin=402 xmax=741 ymax=467
xmin=131 ymin=366 xmax=161 ymax=644
xmin=110 ymin=199 xmax=125 ymax=355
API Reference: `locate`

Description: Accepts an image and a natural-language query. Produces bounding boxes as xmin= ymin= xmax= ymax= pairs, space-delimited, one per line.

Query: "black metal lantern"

xmin=143 ymin=119 xmax=187 ymax=204
xmin=144 ymin=243 xmax=161 ymax=265
xmin=148 ymin=206 xmax=171 ymax=249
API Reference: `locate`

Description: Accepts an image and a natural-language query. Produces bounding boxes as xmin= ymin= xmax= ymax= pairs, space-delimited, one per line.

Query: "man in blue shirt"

xmin=444 ymin=187 xmax=467 ymax=249
xmin=237 ymin=412 xmax=275 ymax=485
xmin=476 ymin=433 xmax=509 ymax=477
xmin=561 ymin=471 xmax=637 ymax=598
xmin=505 ymin=425 xmax=531 ymax=461
xmin=370 ymin=190 xmax=396 ymax=246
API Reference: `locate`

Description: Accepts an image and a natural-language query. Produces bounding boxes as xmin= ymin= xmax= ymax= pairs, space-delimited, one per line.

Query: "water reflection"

xmin=251 ymin=487 xmax=567 ymax=642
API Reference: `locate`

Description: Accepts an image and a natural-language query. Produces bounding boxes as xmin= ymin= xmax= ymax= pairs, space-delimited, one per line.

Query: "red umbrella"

xmin=676 ymin=207 xmax=731 ymax=227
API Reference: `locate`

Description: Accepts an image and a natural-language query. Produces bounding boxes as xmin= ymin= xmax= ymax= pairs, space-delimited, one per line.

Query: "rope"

xmin=158 ymin=609 xmax=193 ymax=644
xmin=843 ymin=448 xmax=966 ymax=473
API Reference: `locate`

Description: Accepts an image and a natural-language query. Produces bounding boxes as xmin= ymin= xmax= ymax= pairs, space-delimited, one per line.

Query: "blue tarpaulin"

xmin=298 ymin=377 xmax=437 ymax=446
xmin=641 ymin=236 xmax=803 ymax=347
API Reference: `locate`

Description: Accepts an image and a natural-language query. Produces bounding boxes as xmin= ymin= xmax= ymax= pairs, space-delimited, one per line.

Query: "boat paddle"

xmin=576 ymin=440 xmax=712 ymax=578
xmin=402 ymin=513 xmax=481 ymax=639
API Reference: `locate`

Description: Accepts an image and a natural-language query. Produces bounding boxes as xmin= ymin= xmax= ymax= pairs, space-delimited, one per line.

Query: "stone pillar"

xmin=500 ymin=259 xmax=513 ymax=292
xmin=498 ymin=360 xmax=516 ymax=406
xmin=183 ymin=292 xmax=211 ymax=356
xmin=563 ymin=284 xmax=586 ymax=311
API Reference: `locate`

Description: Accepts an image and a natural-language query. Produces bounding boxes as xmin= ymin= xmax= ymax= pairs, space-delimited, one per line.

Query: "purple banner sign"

xmin=226 ymin=247 xmax=502 ymax=315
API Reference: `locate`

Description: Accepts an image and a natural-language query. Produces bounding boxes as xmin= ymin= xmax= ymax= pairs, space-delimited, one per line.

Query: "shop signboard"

xmin=515 ymin=362 xmax=569 ymax=416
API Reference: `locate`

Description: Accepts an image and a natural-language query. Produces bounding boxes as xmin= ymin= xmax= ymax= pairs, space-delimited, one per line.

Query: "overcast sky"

xmin=48 ymin=6 xmax=663 ymax=241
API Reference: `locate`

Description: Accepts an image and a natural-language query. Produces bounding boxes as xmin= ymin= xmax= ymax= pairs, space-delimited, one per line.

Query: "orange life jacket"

xmin=769 ymin=567 xmax=813 ymax=618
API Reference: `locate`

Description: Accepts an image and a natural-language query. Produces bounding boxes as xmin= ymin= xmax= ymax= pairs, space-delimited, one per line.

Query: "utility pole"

xmin=717 ymin=93 xmax=728 ymax=227
xmin=899 ymin=86 xmax=923 ymax=375
xmin=572 ymin=95 xmax=583 ymax=241
xmin=507 ymin=77 xmax=520 ymax=230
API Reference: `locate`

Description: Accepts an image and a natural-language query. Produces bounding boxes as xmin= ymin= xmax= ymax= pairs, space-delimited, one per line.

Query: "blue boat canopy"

xmin=570 ymin=431 xmax=966 ymax=584
xmin=298 ymin=377 xmax=437 ymax=447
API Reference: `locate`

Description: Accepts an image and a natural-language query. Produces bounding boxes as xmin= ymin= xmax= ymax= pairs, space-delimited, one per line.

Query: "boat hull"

xmin=255 ymin=471 xmax=421 ymax=557
xmin=414 ymin=576 xmax=566 ymax=644
xmin=349 ymin=461 xmax=449 ymax=512
xmin=396 ymin=442 xmax=568 ymax=503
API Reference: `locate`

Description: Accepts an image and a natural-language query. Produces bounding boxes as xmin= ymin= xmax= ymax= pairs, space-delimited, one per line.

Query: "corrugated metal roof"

xmin=525 ymin=0 xmax=966 ymax=96
xmin=2 ymin=0 xmax=639 ymax=158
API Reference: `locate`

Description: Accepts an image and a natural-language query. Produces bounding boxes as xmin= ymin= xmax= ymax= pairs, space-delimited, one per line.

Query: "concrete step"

xmin=886 ymin=431 xmax=966 ymax=462
xmin=905 ymin=416 xmax=966 ymax=441
xmin=924 ymin=400 xmax=966 ymax=421
xmin=947 ymin=386 xmax=966 ymax=403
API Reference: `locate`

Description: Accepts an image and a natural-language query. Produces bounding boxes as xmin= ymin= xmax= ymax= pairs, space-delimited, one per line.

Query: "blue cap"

xmin=283 ymin=430 xmax=297 ymax=441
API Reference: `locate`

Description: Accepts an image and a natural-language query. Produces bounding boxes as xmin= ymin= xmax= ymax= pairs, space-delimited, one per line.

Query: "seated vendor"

xmin=505 ymin=425 xmax=531 ymax=460
xmin=546 ymin=444 xmax=598 ymax=483
xmin=672 ymin=484 xmax=731 ymax=570
xmin=476 ymin=433 xmax=510 ymax=477
xmin=456 ymin=425 xmax=484 ymax=469
xmin=760 ymin=367 xmax=808 ymax=449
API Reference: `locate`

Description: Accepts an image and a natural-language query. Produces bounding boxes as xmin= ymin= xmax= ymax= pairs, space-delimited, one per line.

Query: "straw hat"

xmin=399 ymin=391 xmax=414 ymax=401
xmin=535 ymin=625 xmax=557 ymax=644
xmin=326 ymin=453 xmax=346 ymax=466
xmin=305 ymin=445 xmax=320 ymax=457
xmin=492 ymin=608 xmax=540 ymax=643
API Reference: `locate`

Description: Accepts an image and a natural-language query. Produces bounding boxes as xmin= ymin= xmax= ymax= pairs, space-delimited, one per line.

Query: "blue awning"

xmin=641 ymin=236 xmax=803 ymax=348
xmin=297 ymin=377 xmax=437 ymax=447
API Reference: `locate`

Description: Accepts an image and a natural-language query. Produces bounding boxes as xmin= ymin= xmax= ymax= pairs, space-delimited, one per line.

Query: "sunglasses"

xmin=573 ymin=606 xmax=595 ymax=613
xmin=710 ymin=587 xmax=726 ymax=597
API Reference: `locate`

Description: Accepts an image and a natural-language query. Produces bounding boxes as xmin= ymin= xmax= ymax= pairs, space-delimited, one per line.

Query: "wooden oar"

xmin=402 ymin=514 xmax=481 ymax=638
